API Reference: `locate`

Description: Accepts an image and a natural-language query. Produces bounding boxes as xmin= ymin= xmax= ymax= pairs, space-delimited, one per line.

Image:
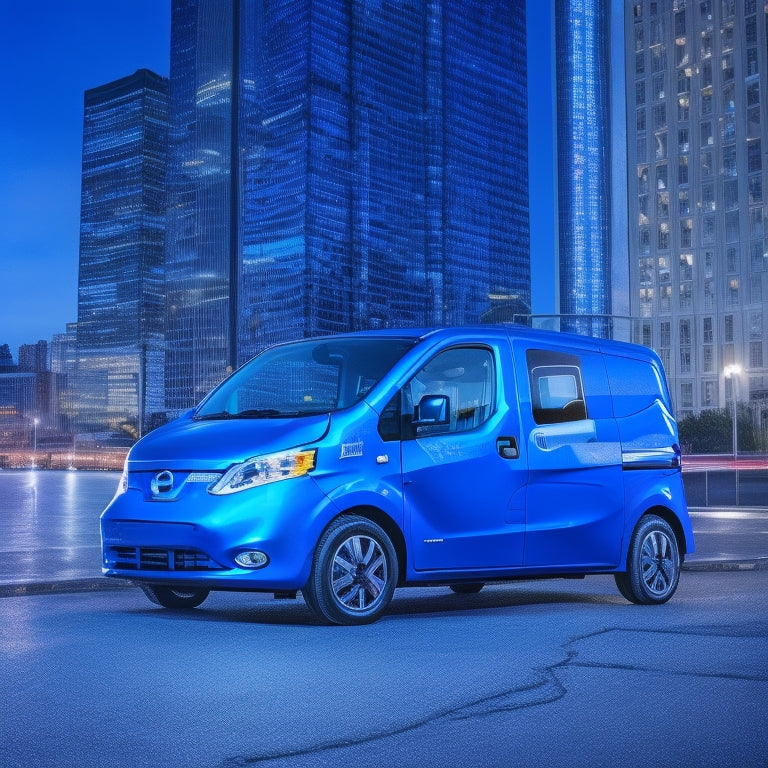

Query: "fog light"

xmin=235 ymin=551 xmax=269 ymax=569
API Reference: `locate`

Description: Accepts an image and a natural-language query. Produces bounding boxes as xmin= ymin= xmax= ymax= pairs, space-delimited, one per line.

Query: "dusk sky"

xmin=0 ymin=1 xmax=170 ymax=357
xmin=0 ymin=1 xmax=555 ymax=360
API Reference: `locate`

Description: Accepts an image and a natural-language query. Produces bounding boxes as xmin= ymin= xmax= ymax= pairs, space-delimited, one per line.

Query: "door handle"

xmin=496 ymin=436 xmax=520 ymax=460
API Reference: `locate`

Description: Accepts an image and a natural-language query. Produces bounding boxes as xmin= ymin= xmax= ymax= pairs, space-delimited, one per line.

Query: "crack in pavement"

xmin=220 ymin=624 xmax=767 ymax=767
xmin=219 ymin=668 xmax=567 ymax=767
xmin=560 ymin=625 xmax=768 ymax=683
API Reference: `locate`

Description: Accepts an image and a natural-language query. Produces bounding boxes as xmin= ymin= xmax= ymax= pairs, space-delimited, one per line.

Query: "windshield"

xmin=195 ymin=336 xmax=418 ymax=420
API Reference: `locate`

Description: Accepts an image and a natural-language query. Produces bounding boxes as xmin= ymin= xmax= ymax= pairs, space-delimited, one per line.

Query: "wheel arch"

xmin=324 ymin=505 xmax=408 ymax=584
xmin=638 ymin=505 xmax=689 ymax=558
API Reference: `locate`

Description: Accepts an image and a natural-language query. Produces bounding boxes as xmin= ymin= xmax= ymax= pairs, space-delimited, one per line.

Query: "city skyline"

xmin=0 ymin=1 xmax=171 ymax=357
xmin=1 ymin=0 xmax=766 ymax=454
xmin=0 ymin=1 xmax=559 ymax=360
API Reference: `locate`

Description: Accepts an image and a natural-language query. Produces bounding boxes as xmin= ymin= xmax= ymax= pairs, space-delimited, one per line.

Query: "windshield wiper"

xmin=194 ymin=408 xmax=298 ymax=421
xmin=194 ymin=410 xmax=233 ymax=421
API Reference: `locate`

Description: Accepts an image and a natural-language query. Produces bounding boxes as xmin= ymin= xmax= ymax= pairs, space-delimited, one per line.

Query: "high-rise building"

xmin=165 ymin=0 xmax=529 ymax=411
xmin=18 ymin=341 xmax=48 ymax=373
xmin=525 ymin=0 xmax=629 ymax=336
xmin=164 ymin=0 xmax=236 ymax=411
xmin=76 ymin=69 xmax=169 ymax=437
xmin=555 ymin=0 xmax=614 ymax=333
xmin=50 ymin=324 xmax=78 ymax=438
xmin=626 ymin=0 xmax=768 ymax=422
xmin=0 ymin=339 xmax=52 ymax=450
xmin=0 ymin=344 xmax=15 ymax=373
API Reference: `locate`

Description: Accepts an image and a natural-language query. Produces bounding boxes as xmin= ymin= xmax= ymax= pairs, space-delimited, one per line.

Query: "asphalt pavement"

xmin=0 ymin=505 xmax=766 ymax=598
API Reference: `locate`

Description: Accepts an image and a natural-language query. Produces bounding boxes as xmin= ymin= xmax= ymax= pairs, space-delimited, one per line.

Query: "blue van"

xmin=101 ymin=326 xmax=693 ymax=624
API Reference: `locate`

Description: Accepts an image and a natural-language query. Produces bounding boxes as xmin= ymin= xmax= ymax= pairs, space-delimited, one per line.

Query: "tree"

xmin=678 ymin=409 xmax=731 ymax=454
xmin=678 ymin=406 xmax=767 ymax=454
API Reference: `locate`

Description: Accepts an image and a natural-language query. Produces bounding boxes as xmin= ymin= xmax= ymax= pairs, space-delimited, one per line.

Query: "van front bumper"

xmin=100 ymin=475 xmax=334 ymax=591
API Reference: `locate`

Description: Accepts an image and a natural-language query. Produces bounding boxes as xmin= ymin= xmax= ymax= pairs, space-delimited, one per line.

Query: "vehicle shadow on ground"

xmin=126 ymin=581 xmax=628 ymax=627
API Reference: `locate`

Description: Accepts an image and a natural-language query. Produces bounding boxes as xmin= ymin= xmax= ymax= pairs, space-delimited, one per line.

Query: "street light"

xmin=723 ymin=364 xmax=742 ymax=463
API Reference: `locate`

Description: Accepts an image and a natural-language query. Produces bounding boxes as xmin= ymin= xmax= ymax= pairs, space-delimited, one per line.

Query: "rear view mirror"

xmin=412 ymin=394 xmax=450 ymax=426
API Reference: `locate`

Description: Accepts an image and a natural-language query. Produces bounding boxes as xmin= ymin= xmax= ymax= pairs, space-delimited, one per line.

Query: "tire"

xmin=140 ymin=584 xmax=210 ymax=609
xmin=302 ymin=515 xmax=398 ymax=625
xmin=615 ymin=515 xmax=681 ymax=605
xmin=449 ymin=582 xmax=485 ymax=594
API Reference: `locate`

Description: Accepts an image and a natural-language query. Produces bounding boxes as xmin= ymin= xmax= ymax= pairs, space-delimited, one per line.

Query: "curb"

xmin=0 ymin=578 xmax=135 ymax=598
xmin=682 ymin=557 xmax=768 ymax=572
xmin=1 ymin=559 xmax=767 ymax=598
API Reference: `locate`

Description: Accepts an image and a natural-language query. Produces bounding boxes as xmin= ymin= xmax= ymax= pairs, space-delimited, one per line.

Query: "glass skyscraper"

xmin=165 ymin=0 xmax=529 ymax=412
xmin=555 ymin=0 xmax=614 ymax=334
xmin=627 ymin=0 xmax=767 ymax=421
xmin=76 ymin=69 xmax=169 ymax=436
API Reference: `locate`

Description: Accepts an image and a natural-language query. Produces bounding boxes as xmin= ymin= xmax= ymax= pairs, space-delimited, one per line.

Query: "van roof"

xmin=323 ymin=325 xmax=659 ymax=362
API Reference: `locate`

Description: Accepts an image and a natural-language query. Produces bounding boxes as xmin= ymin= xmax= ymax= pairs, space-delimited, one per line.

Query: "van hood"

xmin=127 ymin=412 xmax=331 ymax=472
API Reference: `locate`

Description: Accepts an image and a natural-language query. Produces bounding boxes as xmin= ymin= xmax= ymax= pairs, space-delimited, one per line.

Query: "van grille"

xmin=111 ymin=547 xmax=224 ymax=571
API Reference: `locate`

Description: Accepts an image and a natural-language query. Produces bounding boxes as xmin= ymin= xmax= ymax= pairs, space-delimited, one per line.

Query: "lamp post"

xmin=723 ymin=364 xmax=742 ymax=463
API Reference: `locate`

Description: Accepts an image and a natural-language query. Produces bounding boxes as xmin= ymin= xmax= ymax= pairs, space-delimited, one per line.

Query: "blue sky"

xmin=0 ymin=1 xmax=170 ymax=357
xmin=0 ymin=0 xmax=555 ymax=359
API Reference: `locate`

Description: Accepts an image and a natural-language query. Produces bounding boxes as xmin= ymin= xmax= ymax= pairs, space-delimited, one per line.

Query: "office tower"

xmin=627 ymin=0 xmax=768 ymax=422
xmin=76 ymin=69 xmax=169 ymax=437
xmin=18 ymin=341 xmax=48 ymax=373
xmin=50 ymin=324 xmax=78 ymax=438
xmin=554 ymin=0 xmax=625 ymax=336
xmin=165 ymin=0 xmax=529 ymax=411
xmin=164 ymin=0 xmax=236 ymax=411
xmin=0 ymin=345 xmax=14 ymax=373
xmin=0 ymin=371 xmax=40 ymax=449
xmin=0 ymin=339 xmax=51 ymax=449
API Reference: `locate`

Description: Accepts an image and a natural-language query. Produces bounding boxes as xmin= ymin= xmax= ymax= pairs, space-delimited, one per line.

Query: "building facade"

xmin=0 ymin=343 xmax=53 ymax=453
xmin=555 ymin=0 xmax=615 ymax=334
xmin=626 ymin=0 xmax=768 ymax=422
xmin=522 ymin=0 xmax=630 ymax=337
xmin=18 ymin=341 xmax=48 ymax=373
xmin=164 ymin=0 xmax=530 ymax=411
xmin=50 ymin=325 xmax=77 ymax=439
xmin=76 ymin=69 xmax=169 ymax=437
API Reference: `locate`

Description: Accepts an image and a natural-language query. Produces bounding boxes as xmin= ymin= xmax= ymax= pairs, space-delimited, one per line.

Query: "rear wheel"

xmin=140 ymin=584 xmax=210 ymax=609
xmin=303 ymin=515 xmax=398 ymax=625
xmin=615 ymin=515 xmax=680 ymax=605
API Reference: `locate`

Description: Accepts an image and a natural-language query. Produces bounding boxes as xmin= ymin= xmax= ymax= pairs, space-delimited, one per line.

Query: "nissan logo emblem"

xmin=151 ymin=470 xmax=174 ymax=495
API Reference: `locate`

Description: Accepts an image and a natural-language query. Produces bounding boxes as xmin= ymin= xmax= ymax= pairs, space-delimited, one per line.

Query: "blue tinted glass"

xmin=77 ymin=70 xmax=169 ymax=432
xmin=555 ymin=0 xmax=612 ymax=327
xmin=166 ymin=0 xmax=530 ymax=414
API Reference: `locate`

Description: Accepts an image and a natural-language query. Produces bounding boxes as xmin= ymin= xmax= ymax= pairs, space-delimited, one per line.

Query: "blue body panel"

xmin=100 ymin=326 xmax=693 ymax=592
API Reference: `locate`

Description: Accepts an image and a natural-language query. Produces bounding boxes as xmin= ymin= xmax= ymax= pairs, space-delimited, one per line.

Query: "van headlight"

xmin=112 ymin=460 xmax=129 ymax=498
xmin=209 ymin=448 xmax=317 ymax=495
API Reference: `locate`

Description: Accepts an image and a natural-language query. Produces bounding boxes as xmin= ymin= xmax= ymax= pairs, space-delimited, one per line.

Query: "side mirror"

xmin=412 ymin=394 xmax=450 ymax=426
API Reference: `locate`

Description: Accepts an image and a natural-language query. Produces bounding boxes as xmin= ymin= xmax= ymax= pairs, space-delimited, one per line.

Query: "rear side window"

xmin=527 ymin=349 xmax=587 ymax=425
xmin=604 ymin=353 xmax=667 ymax=417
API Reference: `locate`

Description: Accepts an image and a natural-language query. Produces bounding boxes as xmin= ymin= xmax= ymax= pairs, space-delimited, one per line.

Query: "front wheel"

xmin=140 ymin=584 xmax=210 ymax=609
xmin=615 ymin=515 xmax=680 ymax=605
xmin=302 ymin=516 xmax=398 ymax=625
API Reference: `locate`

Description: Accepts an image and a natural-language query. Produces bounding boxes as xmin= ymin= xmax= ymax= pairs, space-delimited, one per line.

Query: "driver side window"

xmin=400 ymin=347 xmax=496 ymax=439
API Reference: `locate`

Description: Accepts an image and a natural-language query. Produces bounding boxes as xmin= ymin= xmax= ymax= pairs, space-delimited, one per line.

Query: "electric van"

xmin=101 ymin=326 xmax=694 ymax=624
